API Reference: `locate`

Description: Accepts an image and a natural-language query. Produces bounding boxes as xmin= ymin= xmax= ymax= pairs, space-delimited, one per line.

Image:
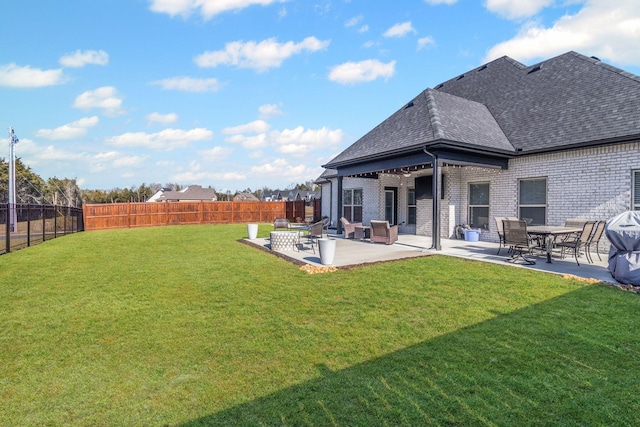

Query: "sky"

xmin=1 ymin=0 xmax=640 ymax=192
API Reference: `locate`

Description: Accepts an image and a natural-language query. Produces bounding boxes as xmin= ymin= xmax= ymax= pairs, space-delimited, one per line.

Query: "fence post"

xmin=54 ymin=206 xmax=58 ymax=238
xmin=42 ymin=205 xmax=46 ymax=242
xmin=5 ymin=203 xmax=10 ymax=253
xmin=27 ymin=204 xmax=31 ymax=247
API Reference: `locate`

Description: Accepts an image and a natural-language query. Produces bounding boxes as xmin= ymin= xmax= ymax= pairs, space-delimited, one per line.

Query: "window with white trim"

xmin=519 ymin=178 xmax=547 ymax=225
xmin=343 ymin=189 xmax=363 ymax=222
xmin=469 ymin=182 xmax=489 ymax=229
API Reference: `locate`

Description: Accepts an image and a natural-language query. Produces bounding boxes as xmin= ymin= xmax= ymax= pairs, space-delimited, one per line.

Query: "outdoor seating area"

xmin=245 ymin=230 xmax=613 ymax=284
xmin=496 ymin=217 xmax=608 ymax=266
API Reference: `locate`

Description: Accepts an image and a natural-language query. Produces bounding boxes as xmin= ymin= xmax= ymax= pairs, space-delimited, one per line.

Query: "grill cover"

xmin=606 ymin=211 xmax=640 ymax=285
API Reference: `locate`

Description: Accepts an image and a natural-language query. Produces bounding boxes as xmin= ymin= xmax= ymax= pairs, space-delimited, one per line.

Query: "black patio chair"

xmin=503 ymin=219 xmax=536 ymax=265
xmin=299 ymin=220 xmax=325 ymax=253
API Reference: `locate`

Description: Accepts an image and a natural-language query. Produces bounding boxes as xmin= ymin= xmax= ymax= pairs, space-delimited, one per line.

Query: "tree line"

xmin=0 ymin=158 xmax=318 ymax=206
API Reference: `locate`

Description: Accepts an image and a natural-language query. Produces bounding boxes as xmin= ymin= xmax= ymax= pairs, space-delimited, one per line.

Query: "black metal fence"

xmin=0 ymin=203 xmax=84 ymax=255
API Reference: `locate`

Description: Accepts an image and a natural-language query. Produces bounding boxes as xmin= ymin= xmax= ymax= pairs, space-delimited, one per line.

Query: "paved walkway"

xmin=244 ymin=232 xmax=615 ymax=284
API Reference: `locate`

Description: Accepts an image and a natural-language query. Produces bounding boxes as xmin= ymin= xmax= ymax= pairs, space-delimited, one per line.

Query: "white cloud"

xmin=328 ymin=59 xmax=396 ymax=85
xmin=73 ymin=86 xmax=124 ymax=116
xmin=345 ymin=15 xmax=363 ymax=28
xmin=198 ymin=145 xmax=234 ymax=161
xmin=146 ymin=112 xmax=179 ymax=125
xmin=106 ymin=128 xmax=213 ymax=151
xmin=225 ymin=133 xmax=268 ymax=149
xmin=270 ymin=126 xmax=344 ymax=155
xmin=424 ymin=0 xmax=457 ymax=4
xmin=151 ymin=77 xmax=222 ymax=92
xmin=112 ymin=155 xmax=149 ymax=168
xmin=418 ymin=36 xmax=436 ymax=50
xmin=358 ymin=25 xmax=370 ymax=33
xmin=149 ymin=0 xmax=286 ymax=20
xmin=383 ymin=21 xmax=416 ymax=38
xmin=485 ymin=0 xmax=554 ymax=20
xmin=222 ymin=120 xmax=270 ymax=135
xmin=0 ymin=63 xmax=66 ymax=88
xmin=34 ymin=116 xmax=100 ymax=140
xmin=194 ymin=36 xmax=330 ymax=72
xmin=223 ymin=122 xmax=343 ymax=154
xmin=258 ymin=103 xmax=284 ymax=119
xmin=59 ymin=50 xmax=109 ymax=67
xmin=251 ymin=158 xmax=321 ymax=181
xmin=484 ymin=0 xmax=640 ymax=67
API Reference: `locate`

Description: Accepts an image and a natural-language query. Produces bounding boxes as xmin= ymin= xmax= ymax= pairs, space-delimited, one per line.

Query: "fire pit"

xmin=270 ymin=230 xmax=300 ymax=251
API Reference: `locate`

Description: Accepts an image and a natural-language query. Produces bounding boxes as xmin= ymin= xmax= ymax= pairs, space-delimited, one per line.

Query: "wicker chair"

xmin=370 ymin=220 xmax=398 ymax=245
xmin=340 ymin=217 xmax=362 ymax=239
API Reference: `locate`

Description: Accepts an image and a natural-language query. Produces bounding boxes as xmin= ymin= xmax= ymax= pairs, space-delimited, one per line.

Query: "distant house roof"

xmin=324 ymin=51 xmax=640 ymax=169
xmin=233 ymin=192 xmax=259 ymax=201
xmin=147 ymin=185 xmax=217 ymax=202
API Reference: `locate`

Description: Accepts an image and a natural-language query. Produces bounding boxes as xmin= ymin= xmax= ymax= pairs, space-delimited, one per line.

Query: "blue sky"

xmin=2 ymin=0 xmax=639 ymax=192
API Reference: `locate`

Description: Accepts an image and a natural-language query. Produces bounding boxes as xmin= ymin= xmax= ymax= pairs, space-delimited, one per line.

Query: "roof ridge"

xmin=567 ymin=51 xmax=640 ymax=84
xmin=424 ymin=89 xmax=445 ymax=140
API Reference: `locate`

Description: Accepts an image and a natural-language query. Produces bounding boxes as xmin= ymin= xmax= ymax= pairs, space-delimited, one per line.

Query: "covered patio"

xmin=244 ymin=232 xmax=614 ymax=284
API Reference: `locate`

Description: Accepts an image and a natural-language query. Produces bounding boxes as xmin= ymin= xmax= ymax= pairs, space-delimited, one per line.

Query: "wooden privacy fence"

xmin=83 ymin=201 xmax=293 ymax=231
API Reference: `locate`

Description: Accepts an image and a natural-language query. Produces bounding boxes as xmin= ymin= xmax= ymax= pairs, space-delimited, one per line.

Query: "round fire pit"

xmin=270 ymin=230 xmax=300 ymax=251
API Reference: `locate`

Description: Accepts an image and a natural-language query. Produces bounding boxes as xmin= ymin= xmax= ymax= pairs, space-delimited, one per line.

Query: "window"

xmin=519 ymin=178 xmax=547 ymax=225
xmin=634 ymin=171 xmax=640 ymax=210
xmin=469 ymin=182 xmax=489 ymax=229
xmin=407 ymin=188 xmax=416 ymax=225
xmin=343 ymin=189 xmax=363 ymax=222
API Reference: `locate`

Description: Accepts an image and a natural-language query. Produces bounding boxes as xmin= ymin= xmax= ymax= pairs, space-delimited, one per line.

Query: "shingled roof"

xmin=324 ymin=51 xmax=640 ymax=168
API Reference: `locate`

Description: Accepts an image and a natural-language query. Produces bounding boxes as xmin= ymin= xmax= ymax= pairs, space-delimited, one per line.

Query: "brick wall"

xmin=320 ymin=141 xmax=640 ymax=253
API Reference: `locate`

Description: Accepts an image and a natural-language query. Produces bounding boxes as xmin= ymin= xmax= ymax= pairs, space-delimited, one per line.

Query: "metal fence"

xmin=0 ymin=203 xmax=84 ymax=254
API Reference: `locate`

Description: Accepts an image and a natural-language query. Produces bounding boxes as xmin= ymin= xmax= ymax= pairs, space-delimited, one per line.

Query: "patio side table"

xmin=354 ymin=225 xmax=371 ymax=240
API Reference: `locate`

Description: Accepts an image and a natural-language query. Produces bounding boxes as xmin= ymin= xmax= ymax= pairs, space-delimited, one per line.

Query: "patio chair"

xmin=493 ymin=216 xmax=507 ymax=255
xmin=299 ymin=220 xmax=325 ymax=253
xmin=502 ymin=219 xmax=536 ymax=265
xmin=340 ymin=217 xmax=362 ymax=239
xmin=555 ymin=221 xmax=596 ymax=266
xmin=273 ymin=218 xmax=290 ymax=230
xmin=585 ymin=220 xmax=606 ymax=263
xmin=370 ymin=220 xmax=398 ymax=245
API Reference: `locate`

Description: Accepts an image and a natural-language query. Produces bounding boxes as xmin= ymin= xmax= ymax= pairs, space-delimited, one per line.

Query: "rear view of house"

xmin=317 ymin=51 xmax=640 ymax=250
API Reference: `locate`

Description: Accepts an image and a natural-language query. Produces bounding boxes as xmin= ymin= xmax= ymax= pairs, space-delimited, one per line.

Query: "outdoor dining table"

xmin=527 ymin=225 xmax=582 ymax=263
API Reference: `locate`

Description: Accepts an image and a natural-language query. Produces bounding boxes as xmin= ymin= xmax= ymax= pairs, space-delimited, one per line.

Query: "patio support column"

xmin=424 ymin=147 xmax=441 ymax=250
xmin=337 ymin=175 xmax=343 ymax=234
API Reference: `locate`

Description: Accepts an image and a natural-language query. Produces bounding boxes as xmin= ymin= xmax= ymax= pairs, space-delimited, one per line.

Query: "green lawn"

xmin=1 ymin=224 xmax=639 ymax=426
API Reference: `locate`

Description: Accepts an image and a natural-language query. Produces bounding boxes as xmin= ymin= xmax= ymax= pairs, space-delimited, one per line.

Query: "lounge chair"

xmin=340 ymin=217 xmax=362 ymax=239
xmin=370 ymin=220 xmax=398 ymax=245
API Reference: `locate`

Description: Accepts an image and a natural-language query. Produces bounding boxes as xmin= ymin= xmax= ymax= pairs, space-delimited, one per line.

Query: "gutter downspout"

xmin=423 ymin=147 xmax=441 ymax=250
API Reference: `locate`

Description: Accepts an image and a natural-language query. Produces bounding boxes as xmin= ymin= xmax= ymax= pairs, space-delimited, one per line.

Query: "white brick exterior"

xmin=320 ymin=141 xmax=640 ymax=254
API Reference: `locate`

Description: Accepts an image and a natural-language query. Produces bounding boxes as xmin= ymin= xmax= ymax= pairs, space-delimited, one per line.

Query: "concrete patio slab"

xmin=243 ymin=232 xmax=616 ymax=285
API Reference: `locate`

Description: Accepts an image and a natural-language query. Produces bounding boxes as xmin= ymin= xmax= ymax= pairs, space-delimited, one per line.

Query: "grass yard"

xmin=1 ymin=223 xmax=640 ymax=426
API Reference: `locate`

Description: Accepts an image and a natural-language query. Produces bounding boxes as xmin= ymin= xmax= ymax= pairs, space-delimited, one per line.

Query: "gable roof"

xmin=148 ymin=185 xmax=217 ymax=202
xmin=324 ymin=51 xmax=640 ymax=169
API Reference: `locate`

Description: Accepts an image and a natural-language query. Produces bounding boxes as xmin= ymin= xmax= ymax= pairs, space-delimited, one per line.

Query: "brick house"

xmin=316 ymin=51 xmax=640 ymax=250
